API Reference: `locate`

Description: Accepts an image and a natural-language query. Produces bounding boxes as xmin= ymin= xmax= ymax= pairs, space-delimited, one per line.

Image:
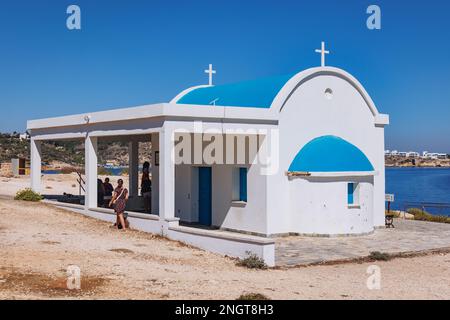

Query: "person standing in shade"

xmin=141 ymin=173 xmax=152 ymax=214
xmin=143 ymin=161 xmax=150 ymax=175
xmin=103 ymin=177 xmax=114 ymax=197
xmin=97 ymin=178 xmax=105 ymax=207
xmin=141 ymin=161 xmax=151 ymax=213
xmin=109 ymin=179 xmax=129 ymax=230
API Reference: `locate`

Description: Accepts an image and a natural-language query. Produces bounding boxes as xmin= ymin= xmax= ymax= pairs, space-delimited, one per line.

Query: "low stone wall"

xmin=44 ymin=200 xmax=276 ymax=267
xmin=168 ymin=226 xmax=275 ymax=266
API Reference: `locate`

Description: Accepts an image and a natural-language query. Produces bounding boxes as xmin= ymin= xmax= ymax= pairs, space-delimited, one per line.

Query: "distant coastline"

xmin=385 ymin=155 xmax=450 ymax=168
xmin=386 ymin=166 xmax=450 ymax=169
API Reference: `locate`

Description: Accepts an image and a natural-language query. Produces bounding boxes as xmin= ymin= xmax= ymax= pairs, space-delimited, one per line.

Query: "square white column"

xmin=129 ymin=140 xmax=139 ymax=197
xmin=85 ymin=136 xmax=98 ymax=209
xmin=30 ymin=138 xmax=42 ymax=193
xmin=159 ymin=125 xmax=175 ymax=220
xmin=151 ymin=133 xmax=159 ymax=214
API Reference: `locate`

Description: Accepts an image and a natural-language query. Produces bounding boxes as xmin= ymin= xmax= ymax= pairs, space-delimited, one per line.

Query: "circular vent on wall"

xmin=325 ymin=88 xmax=333 ymax=100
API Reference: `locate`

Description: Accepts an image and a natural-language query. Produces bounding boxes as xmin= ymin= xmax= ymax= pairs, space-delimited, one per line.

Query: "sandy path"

xmin=0 ymin=174 xmax=129 ymax=198
xmin=0 ymin=198 xmax=449 ymax=300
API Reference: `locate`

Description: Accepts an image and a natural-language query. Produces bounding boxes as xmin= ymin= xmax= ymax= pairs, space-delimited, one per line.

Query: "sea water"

xmin=386 ymin=167 xmax=450 ymax=215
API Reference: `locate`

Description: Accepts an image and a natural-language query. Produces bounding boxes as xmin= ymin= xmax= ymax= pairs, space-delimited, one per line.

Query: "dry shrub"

xmin=237 ymin=252 xmax=268 ymax=269
xmin=369 ymin=251 xmax=392 ymax=261
xmin=14 ymin=189 xmax=43 ymax=202
xmin=407 ymin=208 xmax=450 ymax=224
xmin=237 ymin=293 xmax=270 ymax=300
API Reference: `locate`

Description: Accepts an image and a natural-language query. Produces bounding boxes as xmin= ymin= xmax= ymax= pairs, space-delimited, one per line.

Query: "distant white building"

xmin=105 ymin=161 xmax=118 ymax=167
xmin=422 ymin=151 xmax=447 ymax=159
xmin=406 ymin=152 xmax=420 ymax=158
xmin=19 ymin=133 xmax=29 ymax=141
xmin=387 ymin=150 xmax=446 ymax=159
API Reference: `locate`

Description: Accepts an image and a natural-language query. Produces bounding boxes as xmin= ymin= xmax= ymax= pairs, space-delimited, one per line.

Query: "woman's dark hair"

xmin=118 ymin=179 xmax=123 ymax=185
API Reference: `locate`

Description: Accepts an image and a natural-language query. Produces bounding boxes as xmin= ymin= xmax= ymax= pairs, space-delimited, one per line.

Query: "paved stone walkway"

xmin=275 ymin=219 xmax=450 ymax=267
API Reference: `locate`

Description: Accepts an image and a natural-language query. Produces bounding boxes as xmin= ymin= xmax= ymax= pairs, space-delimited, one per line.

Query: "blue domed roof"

xmin=288 ymin=136 xmax=374 ymax=172
xmin=176 ymin=74 xmax=294 ymax=108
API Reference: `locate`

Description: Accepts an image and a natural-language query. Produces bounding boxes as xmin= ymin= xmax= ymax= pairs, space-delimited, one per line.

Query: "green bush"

xmin=407 ymin=208 xmax=450 ymax=224
xmin=368 ymin=251 xmax=392 ymax=261
xmin=14 ymin=188 xmax=43 ymax=202
xmin=237 ymin=252 xmax=268 ymax=269
xmin=237 ymin=293 xmax=270 ymax=300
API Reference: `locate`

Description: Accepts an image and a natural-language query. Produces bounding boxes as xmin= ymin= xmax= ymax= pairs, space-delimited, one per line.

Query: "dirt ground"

xmin=0 ymin=174 xmax=129 ymax=198
xmin=1 ymin=199 xmax=450 ymax=300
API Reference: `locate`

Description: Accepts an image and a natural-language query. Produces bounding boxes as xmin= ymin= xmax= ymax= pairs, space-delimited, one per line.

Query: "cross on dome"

xmin=315 ymin=41 xmax=330 ymax=67
xmin=204 ymin=64 xmax=216 ymax=86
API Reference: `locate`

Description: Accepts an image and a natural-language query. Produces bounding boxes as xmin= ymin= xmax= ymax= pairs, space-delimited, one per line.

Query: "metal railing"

xmin=403 ymin=202 xmax=450 ymax=217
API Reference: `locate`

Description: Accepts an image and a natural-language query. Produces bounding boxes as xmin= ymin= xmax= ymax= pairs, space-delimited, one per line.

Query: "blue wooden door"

xmin=198 ymin=167 xmax=212 ymax=226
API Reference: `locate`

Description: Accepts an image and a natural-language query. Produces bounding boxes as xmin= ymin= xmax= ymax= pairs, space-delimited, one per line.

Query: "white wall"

xmin=289 ymin=176 xmax=374 ymax=235
xmin=174 ymin=164 xmax=268 ymax=235
xmin=174 ymin=163 xmax=268 ymax=234
xmin=167 ymin=227 xmax=275 ymax=267
xmin=175 ymin=164 xmax=195 ymax=222
xmin=30 ymin=139 xmax=42 ymax=193
xmin=373 ymin=126 xmax=386 ymax=227
xmin=267 ymin=74 xmax=385 ymax=236
xmin=218 ymin=164 xmax=268 ymax=234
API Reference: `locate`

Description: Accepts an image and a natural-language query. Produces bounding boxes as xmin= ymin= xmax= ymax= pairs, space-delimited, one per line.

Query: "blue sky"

xmin=0 ymin=0 xmax=449 ymax=152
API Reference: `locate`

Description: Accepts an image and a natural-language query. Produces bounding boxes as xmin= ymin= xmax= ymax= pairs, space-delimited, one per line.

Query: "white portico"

xmin=28 ymin=102 xmax=278 ymax=265
xmin=27 ymin=46 xmax=389 ymax=265
xmin=28 ymin=104 xmax=276 ymax=220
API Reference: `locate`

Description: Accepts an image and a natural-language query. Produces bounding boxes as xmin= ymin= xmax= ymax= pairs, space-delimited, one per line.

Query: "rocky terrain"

xmin=385 ymin=155 xmax=450 ymax=168
xmin=2 ymin=133 xmax=448 ymax=169
xmin=0 ymin=133 xmax=151 ymax=168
